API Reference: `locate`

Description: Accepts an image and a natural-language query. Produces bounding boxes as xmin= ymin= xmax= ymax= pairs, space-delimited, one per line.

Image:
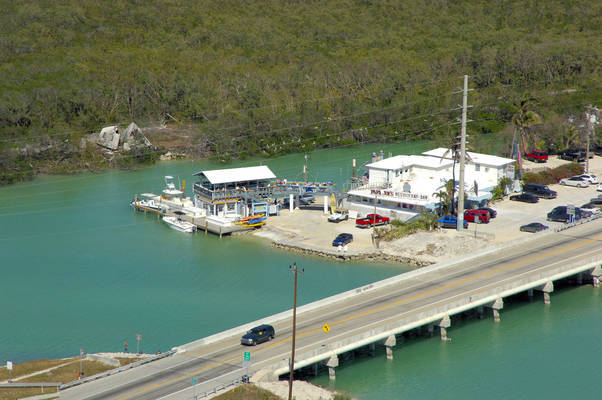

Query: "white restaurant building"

xmin=343 ymin=148 xmax=515 ymax=221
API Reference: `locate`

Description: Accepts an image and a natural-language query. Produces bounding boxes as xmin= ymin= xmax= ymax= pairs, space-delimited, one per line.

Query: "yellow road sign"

xmin=322 ymin=323 xmax=330 ymax=333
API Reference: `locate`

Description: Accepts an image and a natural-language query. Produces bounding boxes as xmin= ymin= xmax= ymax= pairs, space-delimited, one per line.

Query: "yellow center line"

xmin=117 ymin=234 xmax=600 ymax=399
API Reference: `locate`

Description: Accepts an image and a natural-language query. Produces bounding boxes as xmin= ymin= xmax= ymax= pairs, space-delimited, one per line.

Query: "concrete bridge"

xmin=60 ymin=220 xmax=602 ymax=400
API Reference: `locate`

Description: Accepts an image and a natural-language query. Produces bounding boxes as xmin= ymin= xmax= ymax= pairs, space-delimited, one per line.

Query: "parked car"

xmin=437 ymin=215 xmax=468 ymax=229
xmin=356 ymin=214 xmax=390 ymax=228
xmin=332 ymin=233 xmax=353 ymax=246
xmin=241 ymin=324 xmax=275 ymax=346
xmin=559 ymin=176 xmax=589 ymax=188
xmin=463 ymin=209 xmax=490 ymax=223
xmin=558 ymin=149 xmax=586 ymax=162
xmin=580 ymin=203 xmax=601 ymax=214
xmin=510 ymin=193 xmax=539 ymax=203
xmin=476 ymin=207 xmax=497 ymax=218
xmin=520 ymin=222 xmax=549 ymax=233
xmin=522 ymin=183 xmax=557 ymax=199
xmin=547 ymin=206 xmax=586 ymax=222
xmin=328 ymin=210 xmax=349 ymax=223
xmin=598 ymin=184 xmax=602 ymax=192
xmin=577 ymin=174 xmax=599 ymax=184
xmin=282 ymin=193 xmax=316 ymax=207
xmin=524 ymin=150 xmax=548 ymax=163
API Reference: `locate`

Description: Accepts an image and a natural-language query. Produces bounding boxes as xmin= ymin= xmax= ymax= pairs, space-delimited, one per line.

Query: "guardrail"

xmin=0 ymin=382 xmax=61 ymax=387
xmin=60 ymin=350 xmax=176 ymax=390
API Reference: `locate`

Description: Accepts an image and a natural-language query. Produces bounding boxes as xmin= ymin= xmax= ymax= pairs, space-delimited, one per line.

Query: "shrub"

xmin=522 ymin=163 xmax=583 ymax=185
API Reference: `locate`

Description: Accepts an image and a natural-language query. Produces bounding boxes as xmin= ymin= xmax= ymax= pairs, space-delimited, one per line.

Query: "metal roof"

xmin=366 ymin=155 xmax=452 ymax=170
xmin=194 ymin=165 xmax=276 ymax=185
xmin=422 ymin=148 xmax=514 ymax=167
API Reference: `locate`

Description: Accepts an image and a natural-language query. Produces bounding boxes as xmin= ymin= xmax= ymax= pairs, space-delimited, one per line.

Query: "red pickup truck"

xmin=356 ymin=213 xmax=390 ymax=228
xmin=525 ymin=150 xmax=548 ymax=163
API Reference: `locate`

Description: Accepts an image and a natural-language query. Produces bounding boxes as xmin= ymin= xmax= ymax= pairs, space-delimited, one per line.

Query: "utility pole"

xmin=288 ymin=263 xmax=303 ymax=400
xmin=585 ymin=106 xmax=598 ymax=173
xmin=79 ymin=349 xmax=84 ymax=379
xmin=303 ymin=154 xmax=308 ymax=182
xmin=457 ymin=75 xmax=469 ymax=231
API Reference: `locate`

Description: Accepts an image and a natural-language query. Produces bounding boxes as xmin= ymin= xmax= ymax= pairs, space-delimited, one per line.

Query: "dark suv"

xmin=241 ymin=324 xmax=275 ymax=346
xmin=546 ymin=206 xmax=586 ymax=222
xmin=558 ymin=149 xmax=586 ymax=162
xmin=522 ymin=183 xmax=557 ymax=199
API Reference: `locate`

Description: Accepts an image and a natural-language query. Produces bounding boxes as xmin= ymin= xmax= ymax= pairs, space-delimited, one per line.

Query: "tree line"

xmin=1 ymin=0 xmax=600 ymax=184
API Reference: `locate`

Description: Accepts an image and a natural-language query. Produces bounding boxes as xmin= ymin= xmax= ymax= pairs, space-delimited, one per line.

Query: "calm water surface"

xmin=0 ymin=142 xmax=424 ymax=363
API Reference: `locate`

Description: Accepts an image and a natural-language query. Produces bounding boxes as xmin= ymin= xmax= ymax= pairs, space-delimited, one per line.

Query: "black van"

xmin=522 ymin=183 xmax=557 ymax=199
xmin=241 ymin=324 xmax=275 ymax=346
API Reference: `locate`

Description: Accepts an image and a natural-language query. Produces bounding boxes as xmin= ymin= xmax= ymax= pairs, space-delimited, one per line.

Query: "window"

xmin=475 ymin=164 xmax=481 ymax=171
xmin=485 ymin=167 xmax=489 ymax=172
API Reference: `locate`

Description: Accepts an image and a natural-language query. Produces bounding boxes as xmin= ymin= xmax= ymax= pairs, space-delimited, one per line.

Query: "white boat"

xmin=163 ymin=214 xmax=197 ymax=233
xmin=131 ymin=193 xmax=168 ymax=213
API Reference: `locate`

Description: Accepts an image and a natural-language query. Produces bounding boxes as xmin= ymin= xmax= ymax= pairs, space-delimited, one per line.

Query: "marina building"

xmin=192 ymin=165 xmax=276 ymax=218
xmin=344 ymin=148 xmax=514 ymax=221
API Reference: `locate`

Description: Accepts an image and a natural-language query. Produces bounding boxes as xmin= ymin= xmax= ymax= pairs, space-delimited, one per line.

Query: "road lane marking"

xmin=116 ymin=234 xmax=601 ymax=399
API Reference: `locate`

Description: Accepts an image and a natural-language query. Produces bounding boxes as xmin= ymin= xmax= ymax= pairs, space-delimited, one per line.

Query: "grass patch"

xmin=0 ymin=358 xmax=76 ymax=381
xmin=0 ymin=387 xmax=58 ymax=400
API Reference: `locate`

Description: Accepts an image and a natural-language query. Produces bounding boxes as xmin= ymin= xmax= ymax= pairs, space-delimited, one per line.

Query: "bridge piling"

xmin=591 ymin=266 xmax=602 ymax=287
xmin=438 ymin=316 xmax=451 ymax=341
xmin=490 ymin=298 xmax=504 ymax=322
xmin=537 ymin=281 xmax=554 ymax=305
xmin=527 ymin=289 xmax=534 ymax=300
xmin=326 ymin=355 xmax=338 ymax=380
xmin=384 ymin=335 xmax=396 ymax=360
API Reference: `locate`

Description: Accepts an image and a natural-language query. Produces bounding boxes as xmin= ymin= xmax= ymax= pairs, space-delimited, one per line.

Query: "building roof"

xmin=366 ymin=155 xmax=453 ymax=170
xmin=422 ymin=148 xmax=514 ymax=167
xmin=193 ymin=165 xmax=276 ymax=185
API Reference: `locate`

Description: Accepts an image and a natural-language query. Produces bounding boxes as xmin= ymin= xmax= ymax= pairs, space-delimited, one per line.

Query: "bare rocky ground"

xmin=258 ymin=155 xmax=602 ymax=266
xmin=254 ymin=381 xmax=335 ymax=400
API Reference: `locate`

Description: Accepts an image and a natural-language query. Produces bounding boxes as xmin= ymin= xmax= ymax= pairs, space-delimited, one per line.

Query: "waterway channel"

xmin=1 ymin=142 xmax=600 ymax=399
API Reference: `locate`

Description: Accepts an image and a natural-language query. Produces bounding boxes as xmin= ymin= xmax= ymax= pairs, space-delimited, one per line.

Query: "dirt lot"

xmin=257 ymin=155 xmax=602 ymax=265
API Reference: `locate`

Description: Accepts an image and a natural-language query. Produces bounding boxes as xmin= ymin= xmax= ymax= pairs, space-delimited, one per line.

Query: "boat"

xmin=235 ymin=214 xmax=267 ymax=227
xmin=163 ymin=212 xmax=197 ymax=233
xmin=131 ymin=193 xmax=169 ymax=214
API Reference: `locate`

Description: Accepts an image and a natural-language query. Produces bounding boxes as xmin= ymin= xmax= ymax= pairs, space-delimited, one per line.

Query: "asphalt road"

xmin=61 ymin=220 xmax=602 ymax=400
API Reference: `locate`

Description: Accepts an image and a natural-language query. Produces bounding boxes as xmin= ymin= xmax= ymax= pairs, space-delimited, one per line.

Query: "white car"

xmin=597 ymin=183 xmax=602 ymax=192
xmin=328 ymin=210 xmax=349 ymax=223
xmin=559 ymin=176 xmax=589 ymax=188
xmin=578 ymin=174 xmax=599 ymax=184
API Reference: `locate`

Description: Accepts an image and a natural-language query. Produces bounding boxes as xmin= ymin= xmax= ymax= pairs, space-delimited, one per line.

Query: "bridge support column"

xmin=537 ymin=281 xmax=554 ymax=305
xmin=323 ymin=196 xmax=329 ymax=214
xmin=438 ymin=315 xmax=451 ymax=341
xmin=384 ymin=335 xmax=396 ymax=360
xmin=426 ymin=324 xmax=434 ymax=337
xmin=489 ymin=298 xmax=503 ymax=323
xmin=313 ymin=363 xmax=318 ymax=376
xmin=368 ymin=343 xmax=376 ymax=356
xmin=591 ymin=266 xmax=602 ymax=288
xmin=477 ymin=306 xmax=484 ymax=319
xmin=576 ymin=273 xmax=583 ymax=285
xmin=527 ymin=289 xmax=534 ymax=300
xmin=327 ymin=355 xmax=339 ymax=380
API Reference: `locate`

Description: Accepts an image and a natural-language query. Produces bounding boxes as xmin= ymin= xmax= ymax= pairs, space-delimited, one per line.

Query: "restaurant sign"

xmin=370 ymin=189 xmax=429 ymax=201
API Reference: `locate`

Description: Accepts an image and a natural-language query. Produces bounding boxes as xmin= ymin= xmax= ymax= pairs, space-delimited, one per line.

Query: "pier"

xmin=59 ymin=220 xmax=602 ymax=400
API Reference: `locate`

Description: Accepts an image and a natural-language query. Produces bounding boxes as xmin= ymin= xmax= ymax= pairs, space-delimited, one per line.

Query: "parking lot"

xmin=257 ymin=155 xmax=602 ymax=260
xmin=475 ymin=155 xmax=602 ymax=242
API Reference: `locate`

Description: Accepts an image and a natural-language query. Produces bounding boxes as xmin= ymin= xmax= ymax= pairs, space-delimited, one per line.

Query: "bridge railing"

xmin=271 ymin=256 xmax=602 ymax=376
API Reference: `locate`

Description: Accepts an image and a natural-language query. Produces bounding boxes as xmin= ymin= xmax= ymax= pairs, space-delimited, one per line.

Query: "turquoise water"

xmin=0 ymin=142 xmax=424 ymax=363
xmin=310 ymin=286 xmax=602 ymax=399
xmin=2 ymin=142 xmax=600 ymax=399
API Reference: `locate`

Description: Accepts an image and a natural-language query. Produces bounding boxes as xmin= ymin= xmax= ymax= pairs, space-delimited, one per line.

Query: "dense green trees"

xmin=1 ymin=0 xmax=600 ymax=183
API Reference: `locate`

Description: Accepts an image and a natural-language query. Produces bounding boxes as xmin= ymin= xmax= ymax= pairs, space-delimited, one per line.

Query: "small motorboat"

xmin=163 ymin=211 xmax=197 ymax=233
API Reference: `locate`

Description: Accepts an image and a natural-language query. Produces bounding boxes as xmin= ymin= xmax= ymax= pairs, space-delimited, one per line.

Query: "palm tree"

xmin=432 ymin=190 xmax=449 ymax=216
xmin=511 ymin=96 xmax=542 ymax=175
